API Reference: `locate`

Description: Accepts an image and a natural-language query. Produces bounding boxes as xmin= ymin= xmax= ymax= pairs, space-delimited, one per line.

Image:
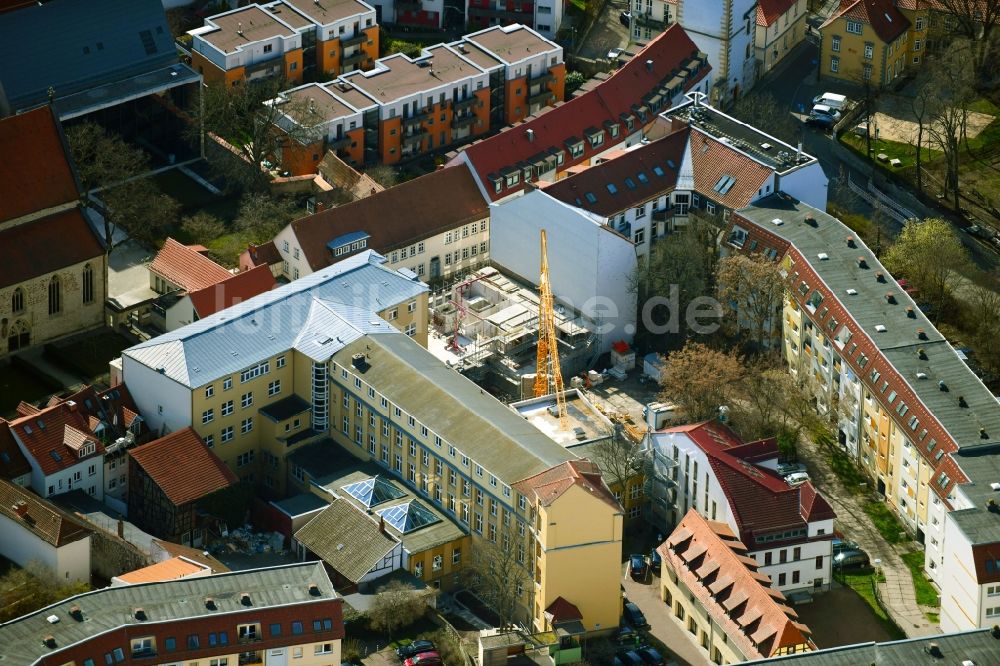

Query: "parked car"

xmin=812 ymin=92 xmax=848 ymax=110
xmin=833 ymin=548 xmax=871 ymax=570
xmin=619 ymin=10 xmax=631 ymax=25
xmin=623 ymin=601 xmax=648 ymax=628
xmin=615 ymin=650 xmax=643 ymax=666
xmin=649 ymin=548 xmax=662 ymax=574
xmin=608 ymin=47 xmax=624 ymax=59
xmin=397 ymin=641 xmax=435 ymax=660
xmin=777 ymin=462 xmax=807 ymax=477
xmin=404 ymin=652 xmax=441 ymax=666
xmin=805 ymin=113 xmax=837 ymax=129
xmin=831 ymin=538 xmax=859 ymax=556
xmin=784 ymin=471 xmax=810 ymax=486
xmin=614 ymin=624 xmax=638 ymax=644
xmin=629 ymin=553 xmax=647 ymax=579
xmin=637 ymin=647 xmax=666 ymax=666
xmin=810 ymin=103 xmax=842 ymax=121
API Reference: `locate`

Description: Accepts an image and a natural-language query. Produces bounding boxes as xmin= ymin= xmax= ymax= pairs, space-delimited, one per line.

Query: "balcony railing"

xmin=467 ymin=5 xmax=532 ymax=21
xmin=452 ymin=114 xmax=478 ymax=129
xmin=238 ymin=652 xmax=263 ymax=666
xmin=528 ymin=89 xmax=554 ymax=106
xmin=403 ymin=115 xmax=424 ymax=131
xmin=634 ymin=12 xmax=665 ymax=29
xmin=454 ymin=96 xmax=481 ymax=112
xmin=532 ymin=70 xmax=556 ymax=86
xmin=403 ymin=132 xmax=425 ymax=148
xmin=341 ymin=33 xmax=367 ymax=47
xmin=342 ymin=51 xmax=367 ymax=67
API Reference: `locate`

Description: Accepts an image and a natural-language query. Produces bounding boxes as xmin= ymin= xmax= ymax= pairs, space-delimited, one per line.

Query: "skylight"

xmin=624 ymin=177 xmax=637 ymax=189
xmin=585 ymin=192 xmax=598 ymax=204
xmin=341 ymin=476 xmax=406 ymax=509
xmin=607 ymin=183 xmax=618 ymax=194
xmin=714 ymin=175 xmax=736 ymax=194
xmin=653 ymin=166 xmax=665 ymax=177
xmin=377 ymin=501 xmax=440 ymax=534
xmin=637 ymin=172 xmax=649 ymax=184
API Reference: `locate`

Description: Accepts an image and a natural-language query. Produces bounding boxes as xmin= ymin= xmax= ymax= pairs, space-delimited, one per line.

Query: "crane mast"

xmin=533 ymin=229 xmax=568 ymax=429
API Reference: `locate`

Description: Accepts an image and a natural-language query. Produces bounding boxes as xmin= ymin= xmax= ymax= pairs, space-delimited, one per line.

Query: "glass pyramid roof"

xmin=377 ymin=501 xmax=440 ymax=534
xmin=341 ymin=475 xmax=405 ymax=509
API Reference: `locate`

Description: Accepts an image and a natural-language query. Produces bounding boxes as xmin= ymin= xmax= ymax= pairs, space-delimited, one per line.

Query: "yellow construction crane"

xmin=534 ymin=229 xmax=568 ymax=429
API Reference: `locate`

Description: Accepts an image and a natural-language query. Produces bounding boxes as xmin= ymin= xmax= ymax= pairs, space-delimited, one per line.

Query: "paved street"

xmin=796 ymin=435 xmax=940 ymax=638
xmin=576 ymin=0 xmax=630 ymax=61
xmin=622 ymin=572 xmax=710 ymax=666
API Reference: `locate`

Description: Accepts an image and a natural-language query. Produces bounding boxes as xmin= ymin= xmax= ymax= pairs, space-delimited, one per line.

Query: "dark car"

xmin=806 ymin=114 xmax=836 ymax=129
xmin=614 ymin=624 xmax=637 ymax=644
xmin=619 ymin=11 xmax=631 ymax=25
xmin=638 ymin=647 xmax=666 ymax=666
xmin=629 ymin=553 xmax=647 ymax=579
xmin=623 ymin=601 xmax=648 ymax=628
xmin=831 ymin=538 xmax=859 ymax=556
xmin=615 ymin=650 xmax=643 ymax=665
xmin=397 ymin=640 xmax=435 ymax=660
xmin=649 ymin=548 xmax=662 ymax=574
xmin=833 ymin=548 xmax=871 ymax=570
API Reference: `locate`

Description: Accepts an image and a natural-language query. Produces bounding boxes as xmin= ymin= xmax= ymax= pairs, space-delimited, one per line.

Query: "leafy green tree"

xmin=882 ymin=218 xmax=971 ymax=320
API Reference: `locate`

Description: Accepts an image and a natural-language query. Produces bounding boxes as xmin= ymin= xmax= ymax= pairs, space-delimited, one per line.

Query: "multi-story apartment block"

xmin=540 ymin=94 xmax=826 ymax=258
xmin=275 ymin=24 xmax=563 ymax=171
xmin=0 ymin=562 xmax=344 ymax=666
xmin=273 ymin=164 xmax=490 ymax=282
xmin=451 ymin=24 xmax=712 ymax=203
xmin=121 ymin=251 xmax=428 ymax=493
xmin=121 ymin=251 xmax=624 ymax=633
xmin=673 ymin=0 xmax=758 ymax=106
xmin=727 ymin=195 xmax=1000 ymax=632
xmin=819 ymin=0 xmax=910 ymax=87
xmin=755 ymin=0 xmax=808 ymax=77
xmin=189 ymin=0 xmax=379 ymax=86
xmin=659 ymin=510 xmax=816 ymax=663
xmin=0 ymin=107 xmax=107 ymax=359
xmin=644 ymin=421 xmax=835 ymax=596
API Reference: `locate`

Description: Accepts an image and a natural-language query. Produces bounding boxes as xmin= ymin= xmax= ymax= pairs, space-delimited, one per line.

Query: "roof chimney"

xmin=237 ymin=21 xmax=243 ymax=36
xmin=13 ymin=500 xmax=28 ymax=518
xmin=351 ymin=353 xmax=368 ymax=372
xmin=925 ymin=641 xmax=942 ymax=658
xmin=959 ymin=395 xmax=969 ymax=408
xmin=134 ymin=608 xmax=147 ymax=621
xmin=43 ymin=635 xmax=56 ymax=649
xmin=117 ymin=517 xmax=124 ymax=538
xmin=205 ymin=597 xmax=217 ymax=610
xmin=240 ymin=592 xmax=252 ymax=606
xmin=645 ymin=59 xmax=653 ymax=71
xmin=796 ymin=140 xmax=803 ymax=163
xmin=526 ymin=128 xmax=535 ymax=142
xmin=66 ymin=400 xmax=77 ymax=412
xmin=379 ymin=515 xmax=387 ymax=535
xmin=69 ymin=605 xmax=83 ymax=621
xmin=308 ymin=582 xmax=321 ymax=596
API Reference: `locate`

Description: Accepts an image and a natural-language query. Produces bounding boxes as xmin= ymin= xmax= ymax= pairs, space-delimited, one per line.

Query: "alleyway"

xmin=797 ymin=436 xmax=940 ymax=638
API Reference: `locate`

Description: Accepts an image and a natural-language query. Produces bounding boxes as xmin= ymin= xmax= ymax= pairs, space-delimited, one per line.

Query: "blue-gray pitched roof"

xmin=122 ymin=251 xmax=427 ymax=388
xmin=0 ymin=0 xmax=178 ymax=111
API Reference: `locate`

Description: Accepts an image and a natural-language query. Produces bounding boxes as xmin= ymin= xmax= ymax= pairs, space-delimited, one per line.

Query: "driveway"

xmin=795 ymin=435 xmax=940 ymax=638
xmin=622 ymin=573 xmax=709 ymax=666
xmin=576 ymin=0 xmax=630 ymax=61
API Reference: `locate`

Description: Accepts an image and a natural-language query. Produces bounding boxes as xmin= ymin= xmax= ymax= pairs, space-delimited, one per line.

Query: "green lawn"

xmin=863 ymin=501 xmax=908 ymax=545
xmin=901 ymin=551 xmax=940 ymax=609
xmin=841 ymin=132 xmax=942 ymax=170
xmin=825 ymin=443 xmax=867 ymax=495
xmin=840 ymin=571 xmax=906 ymax=640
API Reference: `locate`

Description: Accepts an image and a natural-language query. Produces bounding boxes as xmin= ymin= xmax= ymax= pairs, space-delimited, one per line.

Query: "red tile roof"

xmin=0 ymin=207 xmax=104 ymax=289
xmin=0 ymin=106 xmax=79 ymax=223
xmin=115 ymin=556 xmax=210 ymax=584
xmin=823 ymin=0 xmax=910 ymax=43
xmin=455 ymin=24 xmax=710 ymax=202
xmin=659 ymin=510 xmax=814 ymax=659
xmin=688 ymin=128 xmax=775 ymax=209
xmin=240 ymin=241 xmax=282 ymax=271
xmin=540 ymin=128 xmax=687 ymax=216
xmin=544 ymin=596 xmax=582 ymax=622
xmin=291 ymin=164 xmax=489 ymax=272
xmin=149 ymin=237 xmax=233 ymax=292
xmin=513 ymin=460 xmax=620 ymax=511
xmin=187 ymin=264 xmax=276 ymax=318
xmin=0 ymin=420 xmax=32 ymax=479
xmin=757 ymin=0 xmax=799 ymax=26
xmin=658 ymin=421 xmax=835 ymax=547
xmin=130 ymin=428 xmax=238 ymax=506
xmin=0 ymin=479 xmax=92 ymax=547
xmin=9 ymin=402 xmax=105 ymax=476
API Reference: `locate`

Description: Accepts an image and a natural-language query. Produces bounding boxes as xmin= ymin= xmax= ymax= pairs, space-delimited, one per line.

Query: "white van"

xmin=812 ymin=92 xmax=848 ymax=110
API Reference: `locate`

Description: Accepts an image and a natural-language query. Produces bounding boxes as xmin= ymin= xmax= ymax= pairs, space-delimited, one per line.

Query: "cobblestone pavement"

xmin=796 ymin=436 xmax=940 ymax=638
xmin=622 ymin=572 xmax=709 ymax=666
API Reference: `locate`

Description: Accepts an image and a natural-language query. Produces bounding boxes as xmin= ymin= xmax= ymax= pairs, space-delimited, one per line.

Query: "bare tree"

xmin=715 ymin=253 xmax=786 ymax=348
xmin=367 ymin=580 xmax=430 ymax=639
xmin=926 ymin=42 xmax=977 ymax=211
xmin=591 ymin=427 xmax=637 ymax=498
xmin=933 ymin=0 xmax=1000 ymax=81
xmin=910 ymin=79 xmax=936 ymax=195
xmin=191 ymin=78 xmax=313 ymax=192
xmin=466 ymin=521 xmax=531 ymax=631
xmin=659 ymin=342 xmax=744 ymax=422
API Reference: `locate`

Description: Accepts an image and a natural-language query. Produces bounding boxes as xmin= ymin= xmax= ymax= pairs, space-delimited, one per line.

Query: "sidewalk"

xmin=798 ymin=436 xmax=940 ymax=638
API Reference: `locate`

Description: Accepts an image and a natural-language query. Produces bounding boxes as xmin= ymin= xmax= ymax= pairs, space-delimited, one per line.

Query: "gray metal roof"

xmin=945 ymin=445 xmax=1000 ymax=543
xmin=270 ymin=491 xmax=330 ymax=518
xmin=0 ymin=0 xmax=179 ymax=112
xmin=743 ymin=627 xmax=1000 ymax=665
xmin=0 ymin=562 xmax=335 ymax=666
xmin=332 ymin=334 xmax=576 ymax=484
xmin=736 ymin=196 xmax=1000 ymax=450
xmin=122 ymin=251 xmax=427 ymax=388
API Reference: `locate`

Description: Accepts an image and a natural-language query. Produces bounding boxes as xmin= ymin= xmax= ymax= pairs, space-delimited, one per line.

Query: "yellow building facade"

xmin=819 ymin=0 xmax=911 ymax=87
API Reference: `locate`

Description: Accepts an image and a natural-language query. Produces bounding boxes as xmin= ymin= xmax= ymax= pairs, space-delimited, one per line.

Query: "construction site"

xmin=428 ymin=265 xmax=601 ymax=402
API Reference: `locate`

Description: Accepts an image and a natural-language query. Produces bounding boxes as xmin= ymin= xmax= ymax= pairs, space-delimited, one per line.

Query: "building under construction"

xmin=428 ymin=266 xmax=601 ymax=400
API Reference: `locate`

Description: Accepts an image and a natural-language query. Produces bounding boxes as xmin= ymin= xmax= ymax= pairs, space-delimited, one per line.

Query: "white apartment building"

xmin=644 ymin=421 xmax=835 ymax=595
xmin=675 ymin=0 xmax=758 ymax=106
xmin=628 ymin=0 xmax=672 ymax=43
